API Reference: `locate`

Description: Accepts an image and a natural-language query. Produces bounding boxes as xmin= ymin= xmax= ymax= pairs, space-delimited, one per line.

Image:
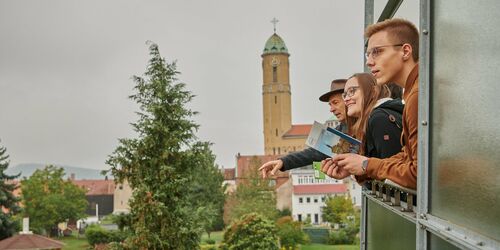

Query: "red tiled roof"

xmin=71 ymin=180 xmax=115 ymax=195
xmin=236 ymin=154 xmax=288 ymax=178
xmin=282 ymin=124 xmax=312 ymax=137
xmin=0 ymin=234 xmax=65 ymax=249
xmin=293 ymin=184 xmax=347 ymax=195
xmin=224 ymin=168 xmax=235 ymax=180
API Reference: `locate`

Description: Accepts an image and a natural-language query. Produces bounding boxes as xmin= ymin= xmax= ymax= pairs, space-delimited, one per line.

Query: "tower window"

xmin=275 ymin=95 xmax=277 ymax=104
xmin=276 ymin=128 xmax=278 ymax=136
xmin=278 ymin=147 xmax=281 ymax=154
xmin=273 ymin=66 xmax=277 ymax=82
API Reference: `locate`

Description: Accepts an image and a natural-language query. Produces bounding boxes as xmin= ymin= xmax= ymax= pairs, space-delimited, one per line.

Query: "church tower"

xmin=261 ymin=23 xmax=292 ymax=155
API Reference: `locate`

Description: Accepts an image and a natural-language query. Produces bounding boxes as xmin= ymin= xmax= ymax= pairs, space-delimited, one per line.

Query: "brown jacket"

xmin=360 ymin=64 xmax=419 ymax=189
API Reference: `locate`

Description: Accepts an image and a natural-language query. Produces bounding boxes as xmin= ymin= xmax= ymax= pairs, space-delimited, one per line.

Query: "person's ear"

xmin=402 ymin=44 xmax=413 ymax=61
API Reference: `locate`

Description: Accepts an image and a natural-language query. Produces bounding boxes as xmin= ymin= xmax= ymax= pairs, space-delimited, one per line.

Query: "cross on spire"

xmin=271 ymin=18 xmax=279 ymax=33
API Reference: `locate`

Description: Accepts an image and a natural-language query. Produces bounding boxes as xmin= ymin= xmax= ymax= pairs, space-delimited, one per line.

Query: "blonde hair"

xmin=365 ymin=18 xmax=419 ymax=61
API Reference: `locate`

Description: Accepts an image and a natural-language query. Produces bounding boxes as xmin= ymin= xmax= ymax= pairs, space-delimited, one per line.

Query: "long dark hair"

xmin=345 ymin=73 xmax=391 ymax=155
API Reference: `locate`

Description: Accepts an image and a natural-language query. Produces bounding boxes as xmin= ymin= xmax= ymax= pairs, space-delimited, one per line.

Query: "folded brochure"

xmin=306 ymin=121 xmax=361 ymax=157
xmin=307 ymin=121 xmax=361 ymax=179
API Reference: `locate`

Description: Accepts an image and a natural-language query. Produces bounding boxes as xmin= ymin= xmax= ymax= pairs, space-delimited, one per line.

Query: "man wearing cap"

xmin=259 ymin=79 xmax=348 ymax=178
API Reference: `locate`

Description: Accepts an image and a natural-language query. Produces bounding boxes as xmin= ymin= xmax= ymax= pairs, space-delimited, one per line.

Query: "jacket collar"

xmin=404 ymin=64 xmax=419 ymax=101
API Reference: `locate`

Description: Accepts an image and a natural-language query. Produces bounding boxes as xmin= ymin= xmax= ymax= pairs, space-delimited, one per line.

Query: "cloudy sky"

xmin=0 ymin=0 xmax=419 ymax=170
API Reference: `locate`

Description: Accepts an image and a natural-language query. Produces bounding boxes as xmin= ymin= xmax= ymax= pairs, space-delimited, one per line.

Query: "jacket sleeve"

xmin=280 ymin=147 xmax=328 ymax=171
xmin=367 ymin=111 xmax=403 ymax=158
xmin=364 ymin=86 xmax=418 ymax=189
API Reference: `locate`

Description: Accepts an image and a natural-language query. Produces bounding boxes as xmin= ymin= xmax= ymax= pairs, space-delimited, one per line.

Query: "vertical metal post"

xmin=417 ymin=0 xmax=431 ymax=249
xmin=361 ymin=3 xmax=374 ymax=249
xmin=364 ymin=0 xmax=374 ymax=74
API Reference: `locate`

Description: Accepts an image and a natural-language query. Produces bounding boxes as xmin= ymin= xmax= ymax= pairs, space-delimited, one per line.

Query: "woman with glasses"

xmin=342 ymin=72 xmax=403 ymax=161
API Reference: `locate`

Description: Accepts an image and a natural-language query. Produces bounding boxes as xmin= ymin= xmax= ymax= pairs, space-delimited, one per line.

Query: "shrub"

xmin=223 ymin=213 xmax=279 ymax=249
xmin=85 ymin=225 xmax=110 ymax=246
xmin=328 ymin=229 xmax=355 ymax=245
xmin=108 ymin=230 xmax=130 ymax=243
xmin=106 ymin=242 xmax=125 ymax=250
xmin=278 ymin=208 xmax=292 ymax=217
xmin=85 ymin=224 xmax=130 ymax=246
xmin=276 ymin=216 xmax=309 ymax=249
xmin=205 ymin=238 xmax=216 ymax=244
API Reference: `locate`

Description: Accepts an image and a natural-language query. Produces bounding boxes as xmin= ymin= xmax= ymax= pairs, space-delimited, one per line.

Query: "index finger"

xmin=258 ymin=161 xmax=273 ymax=171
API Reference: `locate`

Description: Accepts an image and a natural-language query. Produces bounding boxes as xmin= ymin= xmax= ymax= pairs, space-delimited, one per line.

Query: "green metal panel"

xmin=429 ymin=0 xmax=500 ymax=241
xmin=428 ymin=233 xmax=460 ymax=250
xmin=366 ymin=199 xmax=415 ymax=250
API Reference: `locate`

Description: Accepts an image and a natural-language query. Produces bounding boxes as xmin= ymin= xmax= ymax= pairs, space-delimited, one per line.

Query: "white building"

xmin=344 ymin=177 xmax=362 ymax=208
xmin=290 ymin=168 xmax=347 ymax=225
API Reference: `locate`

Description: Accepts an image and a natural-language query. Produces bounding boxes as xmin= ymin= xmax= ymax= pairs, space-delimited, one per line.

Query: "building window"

xmin=306 ymin=197 xmax=310 ymax=203
xmin=299 ymin=197 xmax=303 ymax=203
xmin=273 ymin=148 xmax=276 ymax=155
xmin=298 ymin=214 xmax=302 ymax=222
xmin=314 ymin=198 xmax=318 ymax=203
xmin=321 ymin=196 xmax=326 ymax=202
xmin=278 ymin=147 xmax=281 ymax=154
xmin=276 ymin=128 xmax=278 ymax=137
xmin=273 ymin=66 xmax=277 ymax=82
xmin=314 ymin=214 xmax=319 ymax=224
xmin=275 ymin=95 xmax=277 ymax=104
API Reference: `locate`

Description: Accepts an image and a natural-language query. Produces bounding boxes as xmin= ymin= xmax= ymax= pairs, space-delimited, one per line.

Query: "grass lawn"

xmin=300 ymin=244 xmax=359 ymax=250
xmin=56 ymin=234 xmax=89 ymax=250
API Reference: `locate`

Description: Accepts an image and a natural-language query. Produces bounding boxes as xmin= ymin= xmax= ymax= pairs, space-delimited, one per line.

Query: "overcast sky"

xmin=0 ymin=0 xmax=419 ymax=170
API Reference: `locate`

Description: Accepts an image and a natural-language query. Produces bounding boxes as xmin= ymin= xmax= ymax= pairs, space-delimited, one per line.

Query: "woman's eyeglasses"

xmin=342 ymin=86 xmax=360 ymax=99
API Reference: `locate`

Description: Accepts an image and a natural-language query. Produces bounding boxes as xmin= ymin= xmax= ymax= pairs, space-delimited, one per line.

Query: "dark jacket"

xmin=280 ymin=123 xmax=347 ymax=171
xmin=364 ymin=98 xmax=404 ymax=159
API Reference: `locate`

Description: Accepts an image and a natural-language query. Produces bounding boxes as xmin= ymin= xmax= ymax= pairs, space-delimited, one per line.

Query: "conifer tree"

xmin=107 ymin=42 xmax=223 ymax=249
xmin=0 ymin=142 xmax=21 ymax=240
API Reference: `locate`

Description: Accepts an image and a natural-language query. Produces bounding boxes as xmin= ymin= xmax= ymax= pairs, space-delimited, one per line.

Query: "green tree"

xmin=21 ymin=165 xmax=87 ymax=236
xmin=322 ymin=196 xmax=354 ymax=225
xmin=226 ymin=156 xmax=278 ymax=222
xmin=276 ymin=216 xmax=309 ymax=249
xmin=0 ymin=142 xmax=21 ymax=240
xmin=106 ymin=42 xmax=223 ymax=249
xmin=222 ymin=213 xmax=279 ymax=250
xmin=185 ymin=142 xmax=226 ymax=236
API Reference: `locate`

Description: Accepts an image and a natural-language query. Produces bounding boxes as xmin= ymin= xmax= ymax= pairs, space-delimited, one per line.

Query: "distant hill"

xmin=6 ymin=163 xmax=112 ymax=180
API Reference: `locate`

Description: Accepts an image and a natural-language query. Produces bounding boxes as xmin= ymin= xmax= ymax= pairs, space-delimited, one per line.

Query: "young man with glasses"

xmin=322 ymin=18 xmax=419 ymax=189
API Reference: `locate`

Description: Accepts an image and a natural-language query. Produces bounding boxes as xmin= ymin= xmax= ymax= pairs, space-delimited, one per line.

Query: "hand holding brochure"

xmin=306 ymin=121 xmax=361 ymax=157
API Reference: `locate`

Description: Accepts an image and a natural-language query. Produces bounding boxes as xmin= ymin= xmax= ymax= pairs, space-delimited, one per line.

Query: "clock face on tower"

xmin=271 ymin=56 xmax=280 ymax=67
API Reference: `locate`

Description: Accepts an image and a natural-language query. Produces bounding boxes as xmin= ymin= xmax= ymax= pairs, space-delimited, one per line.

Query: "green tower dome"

xmin=262 ymin=33 xmax=289 ymax=55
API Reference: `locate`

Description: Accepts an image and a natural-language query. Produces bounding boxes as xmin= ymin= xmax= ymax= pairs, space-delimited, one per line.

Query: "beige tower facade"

xmin=261 ymin=33 xmax=310 ymax=156
xmin=262 ymin=33 xmax=292 ymax=155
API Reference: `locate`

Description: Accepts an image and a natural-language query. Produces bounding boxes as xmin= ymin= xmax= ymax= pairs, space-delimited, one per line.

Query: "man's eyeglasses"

xmin=342 ymin=86 xmax=359 ymax=99
xmin=365 ymin=44 xmax=404 ymax=60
